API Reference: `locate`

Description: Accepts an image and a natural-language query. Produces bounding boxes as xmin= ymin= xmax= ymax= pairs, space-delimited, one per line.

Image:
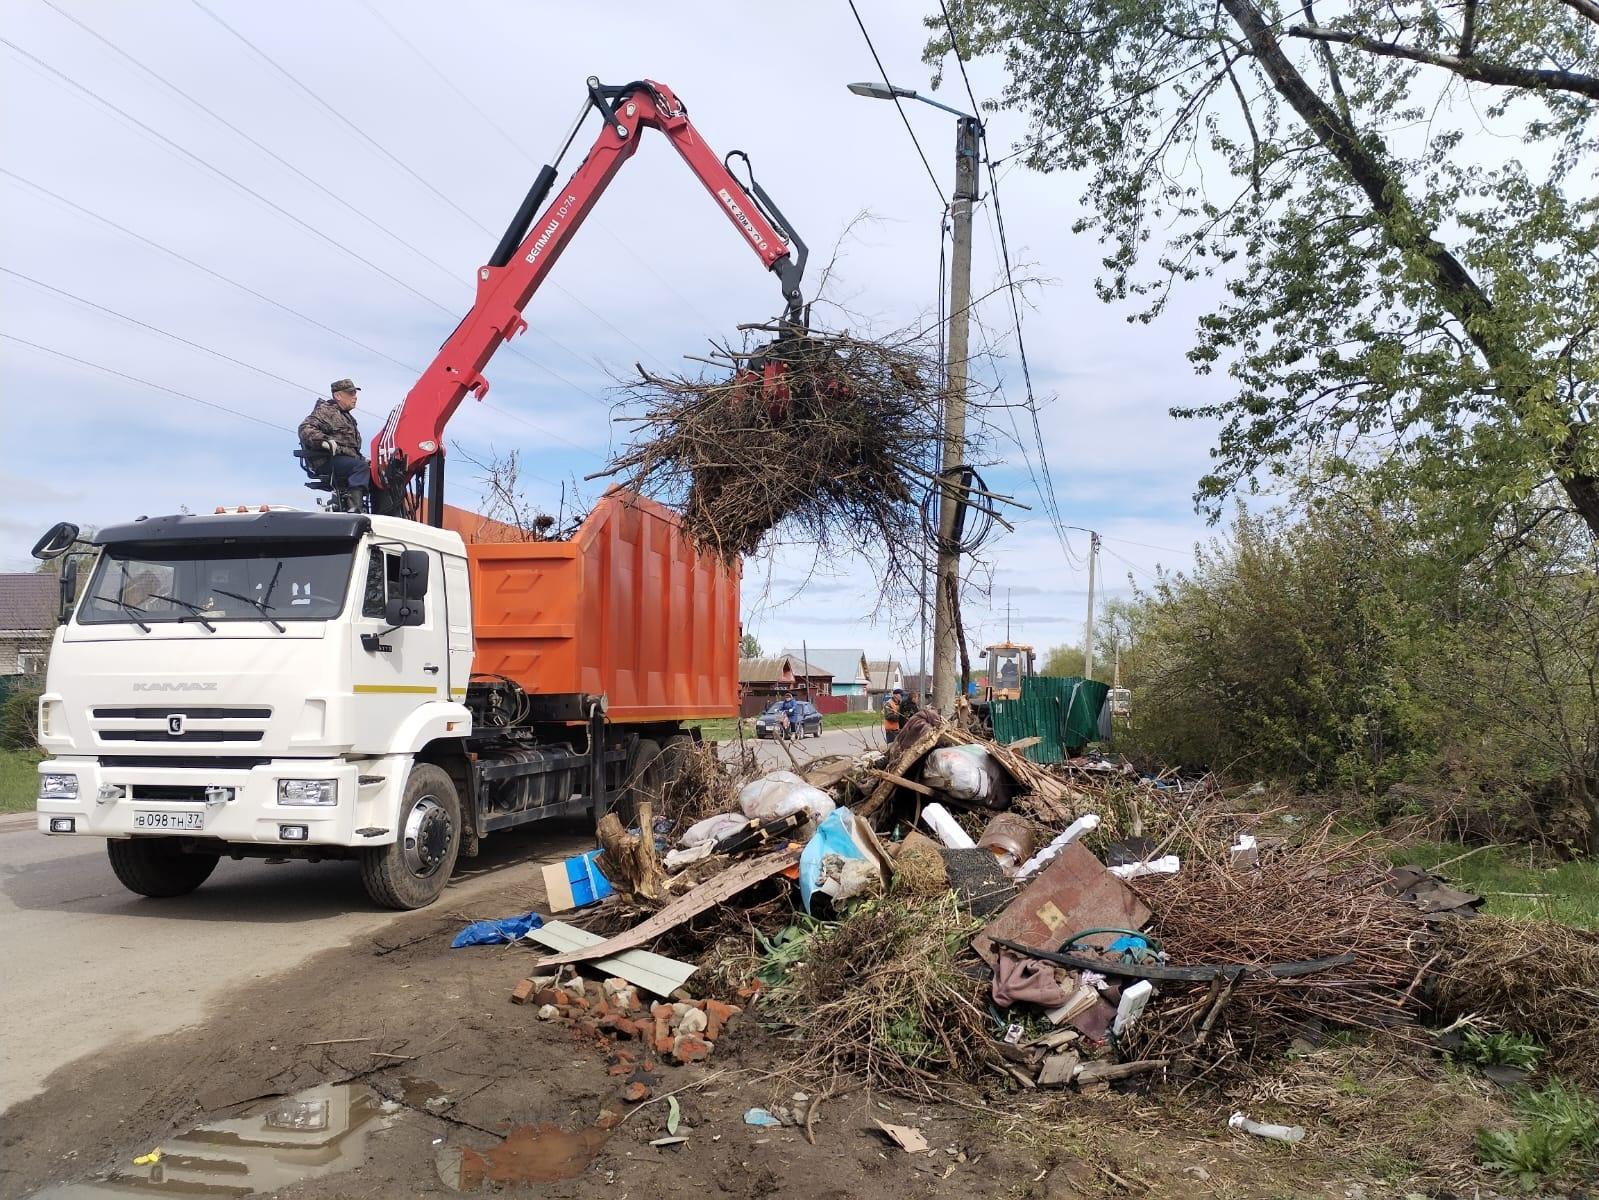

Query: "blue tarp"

xmin=450 ymin=910 xmax=544 ymax=948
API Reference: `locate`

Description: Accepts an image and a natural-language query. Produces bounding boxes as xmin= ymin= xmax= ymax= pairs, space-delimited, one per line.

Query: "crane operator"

xmin=298 ymin=379 xmax=373 ymax=508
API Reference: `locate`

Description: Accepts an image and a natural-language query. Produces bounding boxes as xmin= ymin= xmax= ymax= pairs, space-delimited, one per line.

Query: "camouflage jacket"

xmin=298 ymin=399 xmax=361 ymax=459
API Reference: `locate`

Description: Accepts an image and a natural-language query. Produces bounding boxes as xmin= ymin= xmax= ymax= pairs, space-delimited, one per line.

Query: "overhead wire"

xmin=353 ymin=0 xmax=722 ymax=337
xmin=1 ymin=332 xmax=290 ymax=432
xmin=0 ymin=265 xmax=320 ymax=396
xmin=0 ymin=170 xmax=597 ymax=460
xmin=1 ymin=32 xmax=616 ymax=422
xmin=190 ymin=0 xmax=671 ymax=376
xmin=929 ymin=3 xmax=1081 ymax=576
xmin=845 ymin=0 xmax=948 ymax=207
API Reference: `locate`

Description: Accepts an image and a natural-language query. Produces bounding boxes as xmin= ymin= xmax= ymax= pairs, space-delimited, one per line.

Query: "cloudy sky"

xmin=0 ymin=0 xmax=1231 ymax=670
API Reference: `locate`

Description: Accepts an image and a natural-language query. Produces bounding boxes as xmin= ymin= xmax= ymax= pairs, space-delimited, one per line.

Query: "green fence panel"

xmin=991 ymin=675 xmax=1110 ymax=764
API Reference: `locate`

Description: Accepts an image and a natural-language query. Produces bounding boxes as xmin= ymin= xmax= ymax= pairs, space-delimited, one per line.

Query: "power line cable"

xmin=352 ymin=0 xmax=722 ymax=335
xmin=0 ymin=168 xmax=418 ymax=373
xmin=36 ymin=0 xmax=464 ymax=287
xmin=2 ymin=35 xmax=617 ymax=418
xmin=0 ymin=171 xmax=599 ymax=458
xmin=845 ymin=0 xmax=947 ymax=207
xmin=936 ymin=0 xmax=984 ymax=119
xmin=2 ymin=332 xmax=290 ymax=432
xmin=190 ymin=0 xmax=667 ymax=374
xmin=0 ymin=35 xmax=444 ymax=312
xmin=1 ymin=265 xmax=320 ymax=395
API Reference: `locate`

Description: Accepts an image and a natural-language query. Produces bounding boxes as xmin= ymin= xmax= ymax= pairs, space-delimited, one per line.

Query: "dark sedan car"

xmin=753 ymin=700 xmax=823 ymax=739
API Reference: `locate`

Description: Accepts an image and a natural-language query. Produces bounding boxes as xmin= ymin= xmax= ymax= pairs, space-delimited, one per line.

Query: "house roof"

xmin=739 ymin=655 xmax=833 ymax=684
xmin=865 ymin=659 xmax=903 ymax=692
xmin=780 ymin=648 xmax=867 ymax=683
xmin=0 ymin=573 xmax=56 ymax=633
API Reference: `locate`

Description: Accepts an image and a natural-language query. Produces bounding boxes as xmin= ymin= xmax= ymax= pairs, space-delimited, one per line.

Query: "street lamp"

xmin=847 ymin=80 xmax=981 ymax=717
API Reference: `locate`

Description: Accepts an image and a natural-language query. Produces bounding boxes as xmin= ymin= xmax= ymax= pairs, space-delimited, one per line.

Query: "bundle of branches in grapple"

xmin=598 ymin=326 xmax=945 ymax=566
xmin=1121 ymin=823 xmax=1424 ymax=1073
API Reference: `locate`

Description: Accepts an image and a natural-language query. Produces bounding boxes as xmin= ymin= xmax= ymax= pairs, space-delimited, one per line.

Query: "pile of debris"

xmin=481 ymin=710 xmax=1556 ymax=1106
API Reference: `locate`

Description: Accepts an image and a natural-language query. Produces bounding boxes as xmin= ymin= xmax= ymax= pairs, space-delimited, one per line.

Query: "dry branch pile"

xmin=1123 ymin=822 xmax=1425 ymax=1072
xmin=1431 ymin=915 xmax=1599 ymax=1084
xmin=598 ymin=327 xmax=945 ymax=566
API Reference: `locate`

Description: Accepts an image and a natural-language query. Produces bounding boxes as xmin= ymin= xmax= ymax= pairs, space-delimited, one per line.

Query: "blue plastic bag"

xmin=450 ymin=910 xmax=544 ymax=948
xmin=799 ymin=807 xmax=884 ymax=914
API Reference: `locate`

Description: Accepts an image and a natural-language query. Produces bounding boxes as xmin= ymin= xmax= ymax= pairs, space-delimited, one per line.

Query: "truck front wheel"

xmin=360 ymin=764 xmax=461 ymax=910
xmin=107 ymin=838 xmax=220 ymax=898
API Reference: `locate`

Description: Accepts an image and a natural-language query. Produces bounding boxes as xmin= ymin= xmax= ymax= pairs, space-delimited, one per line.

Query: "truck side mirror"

xmin=32 ymin=521 xmax=81 ymax=561
xmin=385 ymin=596 xmax=426 ymax=627
xmin=58 ymin=556 xmax=80 ymax=623
xmin=398 ymin=549 xmax=429 ymax=602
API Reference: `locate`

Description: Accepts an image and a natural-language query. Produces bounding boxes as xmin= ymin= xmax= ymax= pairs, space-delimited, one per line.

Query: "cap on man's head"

xmin=330 ymin=378 xmax=361 ymax=395
xmin=892 ymin=687 xmax=904 ymax=695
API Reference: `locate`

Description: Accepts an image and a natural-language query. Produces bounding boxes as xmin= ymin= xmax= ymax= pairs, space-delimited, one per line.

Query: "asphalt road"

xmin=0 ymin=814 xmax=591 ymax=1114
xmin=723 ymin=722 xmax=887 ymax=770
xmin=0 ymin=724 xmax=886 ymax=1114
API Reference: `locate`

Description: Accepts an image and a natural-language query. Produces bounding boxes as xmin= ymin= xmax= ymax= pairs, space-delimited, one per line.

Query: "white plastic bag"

xmin=921 ymin=746 xmax=992 ymax=803
xmin=680 ymin=811 xmax=749 ymax=848
xmin=738 ymin=771 xmax=836 ymax=822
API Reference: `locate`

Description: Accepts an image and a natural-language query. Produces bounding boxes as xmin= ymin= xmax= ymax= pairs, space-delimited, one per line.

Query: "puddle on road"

xmin=33 ymin=1081 xmax=402 ymax=1198
xmin=435 ymin=1106 xmax=624 ymax=1190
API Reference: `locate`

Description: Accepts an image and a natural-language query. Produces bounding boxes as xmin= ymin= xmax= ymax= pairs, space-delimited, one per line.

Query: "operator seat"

xmin=293 ymin=445 xmax=362 ymax=514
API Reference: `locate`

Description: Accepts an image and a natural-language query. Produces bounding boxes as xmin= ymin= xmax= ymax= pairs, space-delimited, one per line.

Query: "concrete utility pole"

xmin=1083 ymin=531 xmax=1100 ymax=680
xmin=931 ymin=114 xmax=982 ymax=715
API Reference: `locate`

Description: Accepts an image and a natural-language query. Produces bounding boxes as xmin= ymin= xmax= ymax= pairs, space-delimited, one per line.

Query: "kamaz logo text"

xmin=524 ymin=194 xmax=579 ymax=264
xmin=717 ymin=188 xmax=769 ymax=253
xmin=132 ymin=682 xmax=219 ymax=692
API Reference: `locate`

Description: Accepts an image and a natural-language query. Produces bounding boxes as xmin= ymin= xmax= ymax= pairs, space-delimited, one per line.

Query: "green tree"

xmin=1042 ymin=644 xmax=1087 ymax=678
xmin=740 ymin=633 xmax=763 ymax=658
xmin=932 ymin=0 xmax=1599 ymax=540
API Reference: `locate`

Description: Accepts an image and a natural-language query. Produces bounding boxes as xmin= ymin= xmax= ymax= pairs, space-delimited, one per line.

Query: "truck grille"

xmin=90 ymin=705 xmax=273 ymax=746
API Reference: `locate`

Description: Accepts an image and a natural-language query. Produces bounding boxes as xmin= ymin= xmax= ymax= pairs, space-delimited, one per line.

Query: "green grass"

xmin=0 ymin=748 xmax=42 ymax=814
xmin=694 ymin=708 xmax=884 ymax=743
xmin=1390 ymin=841 xmax=1599 ymax=930
xmin=1477 ymin=1080 xmax=1599 ymax=1190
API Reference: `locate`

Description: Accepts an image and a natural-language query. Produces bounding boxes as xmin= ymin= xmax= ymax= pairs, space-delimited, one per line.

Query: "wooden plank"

xmin=869 ymin=768 xmax=934 ymax=797
xmin=525 ymin=847 xmax=801 ymax=972
xmin=523 ymin=921 xmax=695 ymax=997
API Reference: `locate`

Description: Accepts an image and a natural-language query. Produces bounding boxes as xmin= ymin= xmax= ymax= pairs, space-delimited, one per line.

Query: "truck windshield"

xmin=78 ymin=541 xmax=356 ymax=626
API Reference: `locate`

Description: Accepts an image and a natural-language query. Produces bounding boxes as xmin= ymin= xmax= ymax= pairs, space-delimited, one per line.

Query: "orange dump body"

xmin=442 ymin=489 xmax=739 ymax=723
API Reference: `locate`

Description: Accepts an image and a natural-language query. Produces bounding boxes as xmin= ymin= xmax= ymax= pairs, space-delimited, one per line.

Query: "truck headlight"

xmin=278 ymin=778 xmax=338 ymax=806
xmin=39 ymin=773 xmax=79 ymax=800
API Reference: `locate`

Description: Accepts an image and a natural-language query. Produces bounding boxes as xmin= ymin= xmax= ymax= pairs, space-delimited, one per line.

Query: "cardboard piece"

xmin=973 ymin=841 xmax=1150 ymax=966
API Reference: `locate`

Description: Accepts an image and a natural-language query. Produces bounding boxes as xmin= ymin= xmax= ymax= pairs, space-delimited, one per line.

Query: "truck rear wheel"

xmin=611 ymin=737 xmax=663 ymax=829
xmin=107 ymin=838 xmax=220 ymax=898
xmin=360 ymin=764 xmax=461 ymax=910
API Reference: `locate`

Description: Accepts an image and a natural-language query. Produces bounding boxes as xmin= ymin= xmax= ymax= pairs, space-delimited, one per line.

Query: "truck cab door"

xmin=351 ymin=545 xmax=447 ymax=747
xmin=442 ymin=554 xmax=473 ymax=704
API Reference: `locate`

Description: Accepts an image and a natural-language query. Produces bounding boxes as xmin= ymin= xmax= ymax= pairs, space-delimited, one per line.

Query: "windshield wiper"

xmin=210 ymin=586 xmax=286 ymax=633
xmin=91 ymin=593 xmax=151 ymax=633
xmin=145 ymin=591 xmax=216 ymax=633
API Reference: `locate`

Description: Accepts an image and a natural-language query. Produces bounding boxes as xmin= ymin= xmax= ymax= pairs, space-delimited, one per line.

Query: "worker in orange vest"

xmin=882 ymin=687 xmax=906 ymax=746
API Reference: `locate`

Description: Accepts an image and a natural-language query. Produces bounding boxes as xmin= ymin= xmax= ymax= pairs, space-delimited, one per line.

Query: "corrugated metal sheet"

xmin=992 ymin=676 xmax=1111 ymax=763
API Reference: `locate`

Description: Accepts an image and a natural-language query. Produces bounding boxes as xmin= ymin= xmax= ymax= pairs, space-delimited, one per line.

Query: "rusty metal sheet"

xmin=974 ymin=841 xmax=1150 ymax=966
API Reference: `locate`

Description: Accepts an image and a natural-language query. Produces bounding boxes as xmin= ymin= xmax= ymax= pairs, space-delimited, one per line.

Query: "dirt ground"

xmin=1 ymin=861 xmax=1533 ymax=1200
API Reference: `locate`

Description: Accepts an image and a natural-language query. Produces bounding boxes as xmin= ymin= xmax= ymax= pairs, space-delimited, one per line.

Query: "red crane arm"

xmin=371 ymin=78 xmax=807 ymax=513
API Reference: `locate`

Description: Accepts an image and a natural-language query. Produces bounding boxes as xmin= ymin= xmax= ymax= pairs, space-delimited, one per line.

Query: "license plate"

xmin=133 ymin=810 xmax=205 ymax=831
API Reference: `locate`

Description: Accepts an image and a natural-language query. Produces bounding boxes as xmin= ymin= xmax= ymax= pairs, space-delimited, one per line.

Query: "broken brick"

xmin=621 ymin=1080 xmax=651 ymax=1103
xmin=511 ymin=979 xmax=537 ymax=1005
xmin=655 ymin=1035 xmax=676 ymax=1056
xmin=704 ymin=999 xmax=737 ymax=1040
xmin=672 ymin=1035 xmax=712 ymax=1064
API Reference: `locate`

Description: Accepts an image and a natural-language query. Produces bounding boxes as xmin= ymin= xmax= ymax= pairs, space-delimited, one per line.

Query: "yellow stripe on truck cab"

xmin=352 ymin=684 xmax=439 ymax=695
